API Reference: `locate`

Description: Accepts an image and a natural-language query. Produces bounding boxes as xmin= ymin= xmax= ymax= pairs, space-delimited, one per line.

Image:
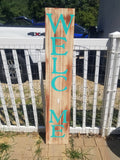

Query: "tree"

xmin=0 ymin=0 xmax=99 ymax=28
xmin=0 ymin=0 xmax=29 ymax=24
xmin=28 ymin=0 xmax=80 ymax=21
xmin=28 ymin=0 xmax=99 ymax=28
xmin=28 ymin=0 xmax=46 ymax=22
xmin=76 ymin=0 xmax=99 ymax=28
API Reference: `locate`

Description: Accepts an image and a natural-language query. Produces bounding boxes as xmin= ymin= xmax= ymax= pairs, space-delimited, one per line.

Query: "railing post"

xmin=101 ymin=32 xmax=120 ymax=136
xmin=72 ymin=50 xmax=76 ymax=128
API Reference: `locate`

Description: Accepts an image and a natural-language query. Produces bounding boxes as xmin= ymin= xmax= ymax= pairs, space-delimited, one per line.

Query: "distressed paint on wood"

xmin=45 ymin=8 xmax=75 ymax=144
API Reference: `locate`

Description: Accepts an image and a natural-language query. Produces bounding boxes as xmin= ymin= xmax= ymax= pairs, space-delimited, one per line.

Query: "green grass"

xmin=97 ymin=99 xmax=103 ymax=106
xmin=3 ymin=88 xmax=9 ymax=94
xmin=0 ymin=132 xmax=17 ymax=139
xmin=15 ymin=98 xmax=21 ymax=104
xmin=76 ymin=99 xmax=82 ymax=109
xmin=33 ymin=137 xmax=42 ymax=160
xmin=65 ymin=136 xmax=91 ymax=160
xmin=26 ymin=98 xmax=32 ymax=105
xmin=0 ymin=142 xmax=11 ymax=160
xmin=87 ymin=103 xmax=93 ymax=109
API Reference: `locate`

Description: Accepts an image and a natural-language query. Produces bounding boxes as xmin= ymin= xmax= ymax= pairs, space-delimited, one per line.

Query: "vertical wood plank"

xmin=1 ymin=49 xmax=20 ymax=126
xmin=45 ymin=8 xmax=75 ymax=144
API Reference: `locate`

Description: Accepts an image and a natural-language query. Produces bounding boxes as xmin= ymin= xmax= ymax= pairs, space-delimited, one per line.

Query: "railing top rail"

xmin=0 ymin=37 xmax=45 ymax=49
xmin=0 ymin=37 xmax=108 ymax=51
xmin=74 ymin=38 xmax=108 ymax=50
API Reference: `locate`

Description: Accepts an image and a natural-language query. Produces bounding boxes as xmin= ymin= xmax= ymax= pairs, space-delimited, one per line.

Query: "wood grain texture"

xmin=45 ymin=8 xmax=75 ymax=144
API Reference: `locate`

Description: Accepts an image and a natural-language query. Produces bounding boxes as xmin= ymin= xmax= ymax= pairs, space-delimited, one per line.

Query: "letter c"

xmin=51 ymin=75 xmax=67 ymax=92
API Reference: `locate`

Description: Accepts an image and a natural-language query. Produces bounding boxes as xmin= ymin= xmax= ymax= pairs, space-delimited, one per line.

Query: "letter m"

xmin=46 ymin=13 xmax=74 ymax=34
xmin=49 ymin=110 xmax=67 ymax=123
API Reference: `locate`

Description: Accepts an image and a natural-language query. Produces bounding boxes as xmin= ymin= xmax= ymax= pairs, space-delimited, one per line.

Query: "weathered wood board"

xmin=45 ymin=8 xmax=75 ymax=144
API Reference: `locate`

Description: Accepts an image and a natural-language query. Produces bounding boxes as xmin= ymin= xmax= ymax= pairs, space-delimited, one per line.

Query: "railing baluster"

xmin=25 ymin=50 xmax=38 ymax=128
xmin=0 ymin=82 xmax=10 ymax=126
xmin=107 ymin=52 xmax=120 ymax=134
xmin=82 ymin=50 xmax=88 ymax=129
xmin=12 ymin=50 xmax=29 ymax=127
xmin=38 ymin=50 xmax=45 ymax=124
xmin=101 ymin=51 xmax=115 ymax=136
xmin=92 ymin=51 xmax=100 ymax=129
xmin=0 ymin=120 xmax=2 ymax=126
xmin=72 ymin=51 xmax=76 ymax=128
xmin=117 ymin=107 xmax=120 ymax=127
xmin=1 ymin=49 xmax=20 ymax=126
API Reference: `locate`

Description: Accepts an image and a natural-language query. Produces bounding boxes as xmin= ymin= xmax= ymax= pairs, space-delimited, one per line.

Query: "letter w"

xmin=49 ymin=110 xmax=67 ymax=123
xmin=46 ymin=13 xmax=74 ymax=34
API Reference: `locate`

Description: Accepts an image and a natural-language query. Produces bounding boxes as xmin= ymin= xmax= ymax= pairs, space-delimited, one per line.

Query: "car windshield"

xmin=6 ymin=19 xmax=33 ymax=26
xmin=74 ymin=25 xmax=85 ymax=34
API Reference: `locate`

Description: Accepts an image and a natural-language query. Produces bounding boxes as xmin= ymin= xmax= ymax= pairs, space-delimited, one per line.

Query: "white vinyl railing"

xmin=0 ymin=33 xmax=120 ymax=136
xmin=0 ymin=37 xmax=45 ymax=132
xmin=71 ymin=38 xmax=108 ymax=134
xmin=101 ymin=32 xmax=120 ymax=136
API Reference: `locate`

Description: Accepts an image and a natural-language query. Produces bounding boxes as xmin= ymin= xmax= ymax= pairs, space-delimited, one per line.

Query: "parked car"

xmin=0 ymin=16 xmax=88 ymax=83
xmin=14 ymin=16 xmax=88 ymax=38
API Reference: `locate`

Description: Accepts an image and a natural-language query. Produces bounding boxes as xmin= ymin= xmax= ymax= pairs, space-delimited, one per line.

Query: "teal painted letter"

xmin=51 ymin=75 xmax=67 ymax=91
xmin=46 ymin=13 xmax=74 ymax=34
xmin=49 ymin=109 xmax=68 ymax=123
xmin=51 ymin=37 xmax=68 ymax=55
xmin=51 ymin=125 xmax=65 ymax=138
xmin=52 ymin=57 xmax=68 ymax=74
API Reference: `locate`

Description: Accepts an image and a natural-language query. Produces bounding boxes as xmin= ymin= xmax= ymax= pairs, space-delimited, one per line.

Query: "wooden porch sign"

xmin=45 ymin=8 xmax=75 ymax=144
